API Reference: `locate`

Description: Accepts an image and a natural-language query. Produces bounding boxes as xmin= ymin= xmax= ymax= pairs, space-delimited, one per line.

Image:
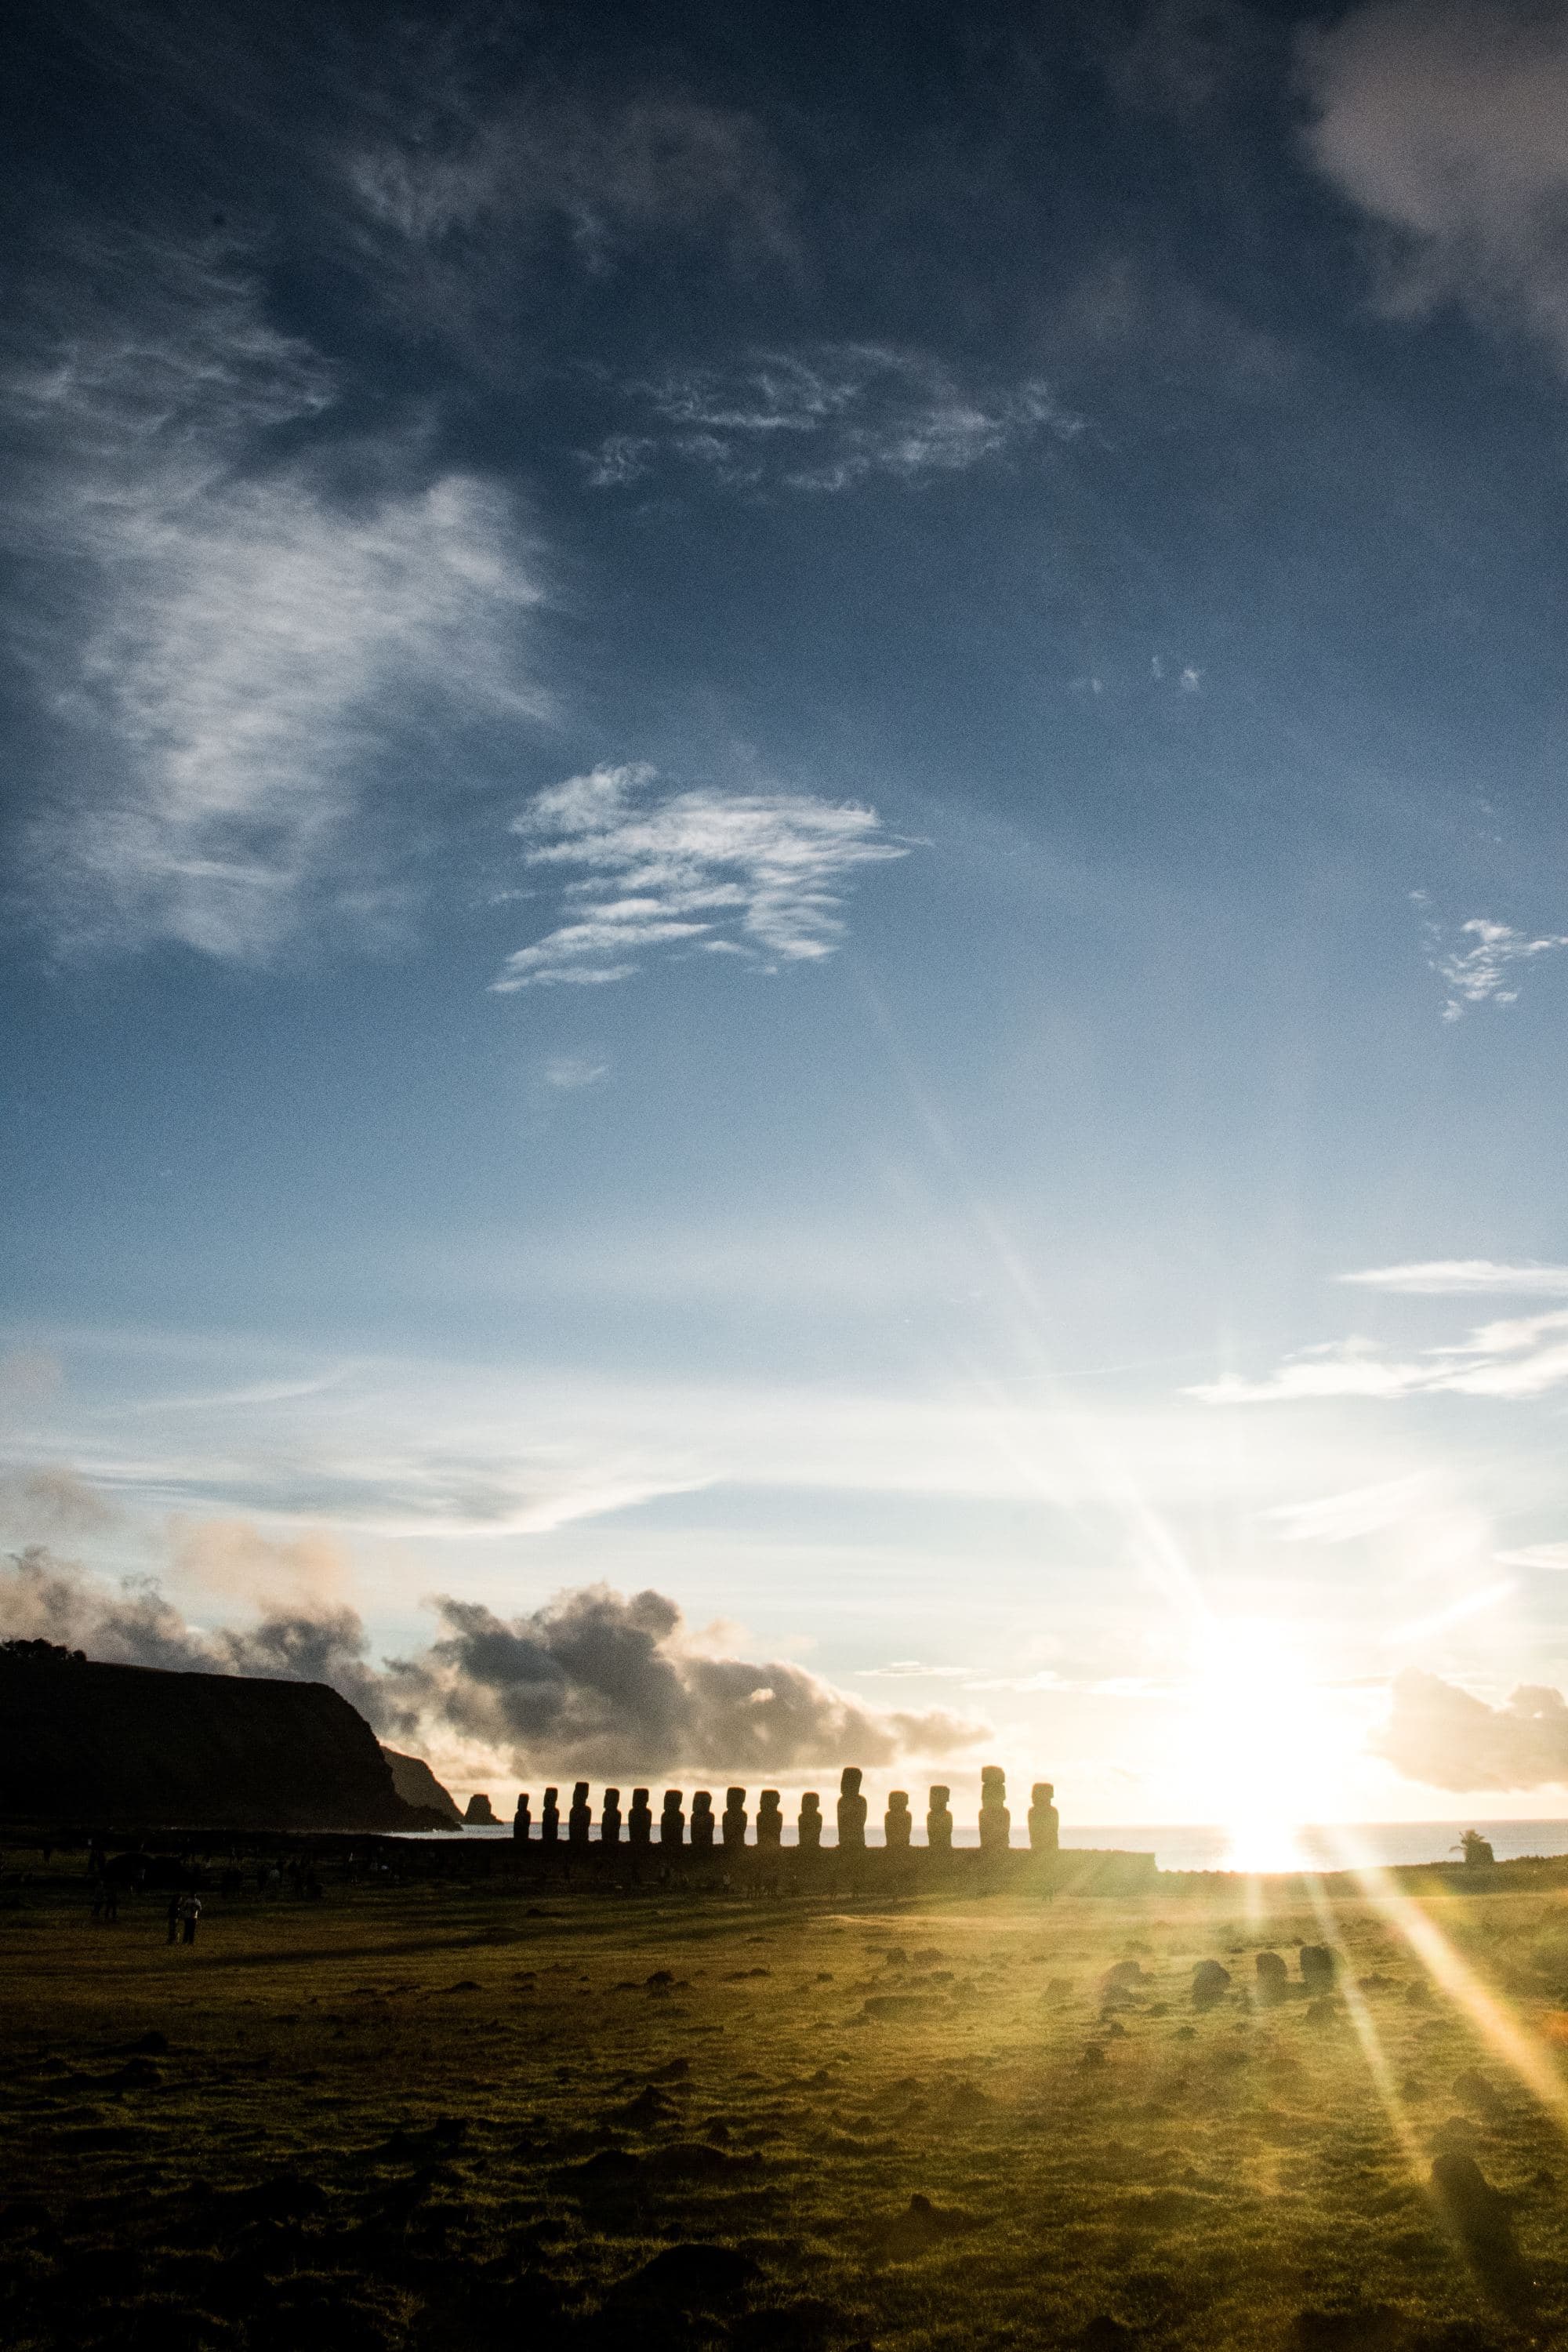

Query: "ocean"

xmin=407 ymin=1819 xmax=1568 ymax=1869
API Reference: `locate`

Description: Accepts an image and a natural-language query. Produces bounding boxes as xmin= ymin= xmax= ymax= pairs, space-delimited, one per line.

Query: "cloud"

xmin=1097 ymin=0 xmax=1272 ymax=118
xmin=1263 ymin=1474 xmax=1430 ymax=1542
xmin=1495 ymin=1544 xmax=1568 ymax=1573
xmin=0 ymin=1548 xmax=982 ymax=1779
xmin=167 ymin=1518 xmax=354 ymax=1610
xmin=855 ymin=1660 xmax=975 ymax=1680
xmin=542 ymin=1054 xmax=611 ymax=1091
xmin=1301 ymin=0 xmax=1568 ymax=372
xmin=1190 ymin=1308 xmax=1568 ymax=1406
xmin=583 ymin=344 xmax=1080 ymax=495
xmin=393 ymin=1584 xmax=984 ymax=1776
xmin=1415 ymin=911 xmax=1568 ymax=1021
xmin=0 ymin=1541 xmax=383 ymax=1716
xmin=1338 ymin=1261 xmax=1568 ymax=1296
xmin=0 ymin=1466 xmax=121 ymax=1536
xmin=1375 ymin=1667 xmax=1568 ymax=1791
xmin=346 ymin=91 xmax=789 ymax=274
xmin=491 ymin=763 xmax=911 ymax=989
xmin=7 ymin=234 xmax=545 ymax=958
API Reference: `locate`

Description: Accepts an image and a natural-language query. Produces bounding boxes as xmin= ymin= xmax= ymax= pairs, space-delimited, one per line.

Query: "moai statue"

xmin=660 ymin=1789 xmax=685 ymax=1846
xmin=978 ymin=1766 xmax=1011 ymax=1851
xmin=1028 ymin=1782 xmax=1059 ymax=1857
xmin=926 ymin=1785 xmax=953 ymax=1852
xmin=722 ymin=1788 xmax=748 ymax=1849
xmin=690 ymin=1791 xmax=716 ymax=1851
xmin=601 ymin=1787 xmax=622 ymax=1846
xmin=513 ymin=1793 xmax=532 ymax=1843
xmin=837 ymin=1766 xmax=868 ymax=1851
xmin=884 ymin=1791 xmax=913 ymax=1849
xmin=797 ymin=1792 xmax=823 ymax=1851
xmin=756 ymin=1790 xmax=784 ymax=1849
xmin=629 ymin=1788 xmax=653 ymax=1847
xmin=540 ymin=1787 xmax=560 ymax=1844
xmin=568 ymin=1782 xmax=592 ymax=1849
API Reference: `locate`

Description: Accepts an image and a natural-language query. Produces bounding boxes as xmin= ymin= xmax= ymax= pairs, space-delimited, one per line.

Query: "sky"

xmin=9 ymin=0 xmax=1568 ymax=1838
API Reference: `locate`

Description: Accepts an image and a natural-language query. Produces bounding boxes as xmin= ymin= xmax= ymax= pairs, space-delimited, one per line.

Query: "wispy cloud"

xmin=1496 ymin=1544 xmax=1568 ymax=1573
xmin=1416 ymin=906 xmax=1568 ymax=1021
xmin=491 ymin=763 xmax=912 ymax=990
xmin=1301 ymin=0 xmax=1568 ymax=374
xmin=1262 ymin=1474 xmax=1430 ymax=1542
xmin=1339 ymin=1261 xmax=1568 ymax=1295
xmin=542 ymin=1054 xmax=611 ymax=1090
xmin=7 ymin=233 xmax=545 ymax=958
xmin=346 ymin=92 xmax=789 ymax=275
xmin=583 ymin=344 xmax=1080 ymax=494
xmin=855 ymin=1660 xmax=974 ymax=1680
xmin=1191 ymin=1310 xmax=1568 ymax=1406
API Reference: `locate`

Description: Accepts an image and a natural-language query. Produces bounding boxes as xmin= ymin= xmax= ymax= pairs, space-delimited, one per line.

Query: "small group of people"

xmin=164 ymin=1892 xmax=203 ymax=1946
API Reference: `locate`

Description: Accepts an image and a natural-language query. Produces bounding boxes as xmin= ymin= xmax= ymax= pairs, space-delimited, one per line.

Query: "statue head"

xmin=887 ymin=1790 xmax=909 ymax=1813
xmin=929 ymin=1784 xmax=950 ymax=1808
xmin=981 ymin=1766 xmax=1006 ymax=1794
xmin=800 ymin=1791 xmax=821 ymax=1815
xmin=840 ymin=1766 xmax=862 ymax=1797
xmin=1033 ymin=1781 xmax=1054 ymax=1804
xmin=572 ymin=1781 xmax=590 ymax=1806
xmin=726 ymin=1786 xmax=745 ymax=1807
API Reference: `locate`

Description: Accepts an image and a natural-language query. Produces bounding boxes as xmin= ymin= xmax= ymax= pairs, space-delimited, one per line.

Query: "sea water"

xmin=404 ymin=1819 xmax=1568 ymax=1868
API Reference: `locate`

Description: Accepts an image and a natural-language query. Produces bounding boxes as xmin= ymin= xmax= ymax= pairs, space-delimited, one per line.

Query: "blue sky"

xmin=9 ymin=0 xmax=1568 ymax=1830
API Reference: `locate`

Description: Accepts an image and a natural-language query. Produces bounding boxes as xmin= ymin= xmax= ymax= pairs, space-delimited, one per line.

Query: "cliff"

xmin=0 ymin=1652 xmax=440 ymax=1832
xmin=381 ymin=1746 xmax=463 ymax=1826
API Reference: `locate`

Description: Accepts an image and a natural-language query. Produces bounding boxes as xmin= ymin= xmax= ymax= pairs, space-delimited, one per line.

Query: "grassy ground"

xmin=4 ymin=1862 xmax=1568 ymax=2350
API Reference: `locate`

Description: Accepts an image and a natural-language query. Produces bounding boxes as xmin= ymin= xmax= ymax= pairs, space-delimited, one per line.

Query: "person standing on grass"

xmin=178 ymin=1891 xmax=201 ymax=1945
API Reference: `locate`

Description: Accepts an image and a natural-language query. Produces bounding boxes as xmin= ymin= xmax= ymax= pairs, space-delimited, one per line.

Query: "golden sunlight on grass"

xmin=8 ymin=1852 xmax=1568 ymax=2347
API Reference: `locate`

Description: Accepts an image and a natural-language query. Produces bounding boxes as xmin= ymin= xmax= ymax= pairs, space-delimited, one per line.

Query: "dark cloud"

xmin=0 ymin=1551 xmax=982 ymax=1776
xmin=397 ymin=1584 xmax=982 ymax=1775
xmin=1376 ymin=1668 xmax=1568 ymax=1791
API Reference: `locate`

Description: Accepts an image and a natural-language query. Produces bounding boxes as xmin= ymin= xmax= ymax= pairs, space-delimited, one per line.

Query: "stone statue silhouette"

xmin=978 ymin=1766 xmax=1011 ymax=1851
xmin=690 ymin=1791 xmax=715 ymax=1851
xmin=540 ymin=1787 xmax=560 ymax=1844
xmin=568 ymin=1782 xmax=592 ymax=1849
xmin=660 ymin=1789 xmax=684 ymax=1846
xmin=600 ymin=1787 xmax=622 ymax=1846
xmin=722 ymin=1787 xmax=748 ymax=1849
xmin=797 ymin=1792 xmax=823 ymax=1850
xmin=837 ymin=1766 xmax=868 ymax=1851
xmin=884 ymin=1791 xmax=912 ymax=1849
xmin=513 ymin=1793 xmax=531 ymax=1842
xmin=927 ymin=1785 xmax=953 ymax=1851
xmin=1028 ymin=1781 xmax=1059 ymax=1857
xmin=629 ymin=1788 xmax=653 ymax=1847
xmin=756 ymin=1790 xmax=784 ymax=1849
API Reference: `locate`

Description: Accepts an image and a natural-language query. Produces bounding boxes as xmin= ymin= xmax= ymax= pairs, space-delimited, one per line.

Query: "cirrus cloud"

xmin=491 ymin=763 xmax=912 ymax=989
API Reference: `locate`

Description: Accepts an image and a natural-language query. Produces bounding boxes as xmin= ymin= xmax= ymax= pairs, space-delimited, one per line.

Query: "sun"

xmin=1185 ymin=1617 xmax=1342 ymax=1872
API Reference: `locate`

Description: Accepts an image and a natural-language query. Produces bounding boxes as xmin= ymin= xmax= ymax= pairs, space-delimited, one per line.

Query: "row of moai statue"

xmin=510 ymin=1766 xmax=1059 ymax=1854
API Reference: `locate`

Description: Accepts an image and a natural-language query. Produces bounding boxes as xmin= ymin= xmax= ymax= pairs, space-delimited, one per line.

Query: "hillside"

xmin=0 ymin=1650 xmax=441 ymax=1832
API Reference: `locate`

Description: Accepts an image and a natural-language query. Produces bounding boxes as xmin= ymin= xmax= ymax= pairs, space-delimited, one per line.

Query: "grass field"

xmin=5 ymin=1861 xmax=1568 ymax=2350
